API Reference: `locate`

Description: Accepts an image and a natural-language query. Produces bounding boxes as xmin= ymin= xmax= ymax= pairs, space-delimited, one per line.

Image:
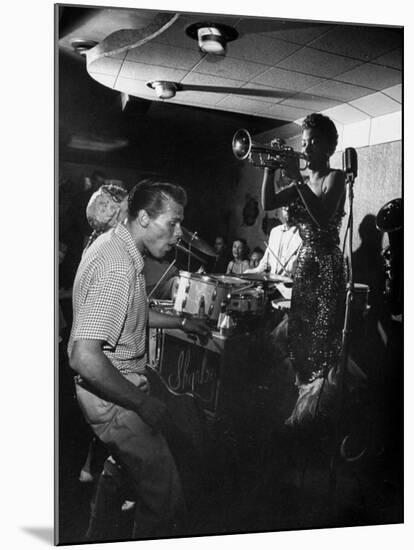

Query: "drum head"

xmin=272 ymin=298 xmax=291 ymax=310
xmin=210 ymin=274 xmax=245 ymax=286
xmin=354 ymin=283 xmax=370 ymax=293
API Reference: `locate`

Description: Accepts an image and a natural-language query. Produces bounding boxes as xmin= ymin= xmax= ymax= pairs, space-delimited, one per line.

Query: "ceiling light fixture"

xmin=71 ymin=39 xmax=98 ymax=56
xmin=185 ymin=22 xmax=238 ymax=56
xmin=146 ymin=80 xmax=178 ymax=100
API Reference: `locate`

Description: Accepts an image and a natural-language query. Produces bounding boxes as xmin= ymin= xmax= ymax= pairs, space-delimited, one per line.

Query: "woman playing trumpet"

xmin=262 ymin=113 xmax=346 ymax=426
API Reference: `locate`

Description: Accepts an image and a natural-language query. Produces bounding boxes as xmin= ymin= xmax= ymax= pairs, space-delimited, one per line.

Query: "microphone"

xmin=343 ymin=147 xmax=358 ymax=182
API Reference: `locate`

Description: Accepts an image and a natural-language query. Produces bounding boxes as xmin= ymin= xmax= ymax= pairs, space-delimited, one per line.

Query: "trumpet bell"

xmin=232 ymin=129 xmax=252 ymax=160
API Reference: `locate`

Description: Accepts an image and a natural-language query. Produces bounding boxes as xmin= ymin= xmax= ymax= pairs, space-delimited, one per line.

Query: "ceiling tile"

xmin=281 ymin=93 xmax=341 ymax=111
xmin=126 ymin=42 xmax=201 ymax=70
xmin=306 ymin=80 xmax=373 ymax=102
xmin=235 ymin=19 xmax=335 ymax=46
xmin=277 ymin=47 xmax=361 ymax=78
xmin=350 ymin=91 xmax=401 ymax=117
xmin=382 ymin=84 xmax=402 ymax=103
xmin=152 ymin=16 xmax=196 ymax=49
xmin=217 ymin=95 xmax=273 ymax=116
xmin=113 ymin=77 xmax=154 ymax=100
xmin=308 ymin=25 xmax=403 ymax=62
xmin=322 ymin=104 xmax=370 ymax=124
xmin=240 ymin=82 xmax=290 ymax=103
xmin=118 ymin=60 xmax=188 ymax=83
xmin=226 ymin=34 xmax=301 ymax=66
xmin=195 ymin=56 xmax=268 ymax=81
xmin=89 ymin=73 xmax=117 ymax=88
xmin=336 ymin=63 xmax=402 ymax=90
xmin=372 ymin=48 xmax=403 ymax=70
xmin=252 ymin=67 xmax=324 ymax=92
xmin=181 ymin=72 xmax=243 ymax=87
xmin=174 ymin=90 xmax=229 ymax=106
xmin=266 ymin=103 xmax=309 ymax=122
xmin=87 ymin=57 xmax=123 ymax=76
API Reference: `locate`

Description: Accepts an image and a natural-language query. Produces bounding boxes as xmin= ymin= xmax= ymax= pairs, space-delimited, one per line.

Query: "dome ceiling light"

xmin=185 ymin=22 xmax=239 ymax=56
xmin=71 ymin=39 xmax=98 ymax=56
xmin=146 ymin=80 xmax=178 ymax=100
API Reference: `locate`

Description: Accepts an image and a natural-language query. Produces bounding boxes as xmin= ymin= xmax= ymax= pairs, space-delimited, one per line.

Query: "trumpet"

xmin=232 ymin=128 xmax=308 ymax=170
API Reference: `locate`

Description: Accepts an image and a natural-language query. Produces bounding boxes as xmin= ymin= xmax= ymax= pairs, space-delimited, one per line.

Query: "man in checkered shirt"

xmin=68 ymin=180 xmax=210 ymax=541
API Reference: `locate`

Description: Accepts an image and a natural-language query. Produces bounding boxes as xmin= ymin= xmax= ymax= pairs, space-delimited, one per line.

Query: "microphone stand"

xmin=328 ymin=167 xmax=356 ymax=500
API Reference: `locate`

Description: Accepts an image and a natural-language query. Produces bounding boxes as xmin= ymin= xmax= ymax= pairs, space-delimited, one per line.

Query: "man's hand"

xmin=181 ymin=317 xmax=211 ymax=340
xmin=136 ymin=374 xmax=149 ymax=394
xmin=137 ymin=394 xmax=167 ymax=432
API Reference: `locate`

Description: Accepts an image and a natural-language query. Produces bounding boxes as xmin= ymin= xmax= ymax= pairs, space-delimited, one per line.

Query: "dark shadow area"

xmin=57 ymin=307 xmax=403 ymax=544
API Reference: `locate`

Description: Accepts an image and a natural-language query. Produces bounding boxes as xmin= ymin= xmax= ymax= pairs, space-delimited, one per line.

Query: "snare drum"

xmin=173 ymin=271 xmax=232 ymax=321
xmin=229 ymin=288 xmax=265 ymax=315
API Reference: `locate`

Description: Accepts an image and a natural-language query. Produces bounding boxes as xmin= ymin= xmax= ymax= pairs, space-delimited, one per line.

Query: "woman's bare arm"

xmin=261 ymin=168 xmax=299 ymax=210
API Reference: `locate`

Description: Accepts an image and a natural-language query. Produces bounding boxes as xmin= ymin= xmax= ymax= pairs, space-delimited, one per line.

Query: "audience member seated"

xmin=226 ymin=238 xmax=250 ymax=275
xmin=208 ymin=235 xmax=231 ymax=273
xmin=249 ymin=247 xmax=264 ymax=269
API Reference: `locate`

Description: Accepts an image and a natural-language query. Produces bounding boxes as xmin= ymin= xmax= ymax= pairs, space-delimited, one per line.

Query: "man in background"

xmin=245 ymin=207 xmax=302 ymax=279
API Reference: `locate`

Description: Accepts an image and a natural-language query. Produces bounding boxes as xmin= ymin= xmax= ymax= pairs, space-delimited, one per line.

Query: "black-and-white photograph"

xmin=56 ymin=3 xmax=403 ymax=545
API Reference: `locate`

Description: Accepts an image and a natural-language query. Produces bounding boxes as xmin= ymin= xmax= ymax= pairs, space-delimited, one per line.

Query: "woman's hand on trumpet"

xmin=281 ymin=155 xmax=303 ymax=184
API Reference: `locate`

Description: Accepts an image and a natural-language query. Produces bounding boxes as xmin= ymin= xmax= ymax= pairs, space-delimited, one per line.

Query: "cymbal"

xmin=239 ymin=272 xmax=293 ymax=285
xmin=175 ymin=241 xmax=207 ymax=264
xmin=180 ymin=228 xmax=216 ymax=257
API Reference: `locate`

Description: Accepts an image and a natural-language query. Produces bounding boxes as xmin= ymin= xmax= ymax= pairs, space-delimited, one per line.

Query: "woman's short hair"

xmin=128 ymin=179 xmax=187 ymax=219
xmin=302 ymin=113 xmax=339 ymax=156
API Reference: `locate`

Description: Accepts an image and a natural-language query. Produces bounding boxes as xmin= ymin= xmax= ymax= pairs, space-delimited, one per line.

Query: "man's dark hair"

xmin=302 ymin=113 xmax=338 ymax=156
xmin=128 ymin=179 xmax=187 ymax=219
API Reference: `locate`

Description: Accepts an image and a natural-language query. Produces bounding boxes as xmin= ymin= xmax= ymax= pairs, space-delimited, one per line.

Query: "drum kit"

xmin=152 ymin=226 xmax=371 ymax=333
xmin=151 ymin=227 xmax=294 ymax=333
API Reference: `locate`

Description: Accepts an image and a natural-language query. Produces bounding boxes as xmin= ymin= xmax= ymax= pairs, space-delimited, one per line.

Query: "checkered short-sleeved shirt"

xmin=68 ymin=223 xmax=148 ymax=375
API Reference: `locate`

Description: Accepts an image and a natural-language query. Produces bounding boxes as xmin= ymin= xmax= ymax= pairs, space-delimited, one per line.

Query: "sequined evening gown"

xmin=288 ymin=184 xmax=346 ymax=386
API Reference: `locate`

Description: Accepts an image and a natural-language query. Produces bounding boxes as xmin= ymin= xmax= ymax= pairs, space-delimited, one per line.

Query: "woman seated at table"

xmin=226 ymin=238 xmax=250 ymax=275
